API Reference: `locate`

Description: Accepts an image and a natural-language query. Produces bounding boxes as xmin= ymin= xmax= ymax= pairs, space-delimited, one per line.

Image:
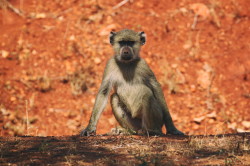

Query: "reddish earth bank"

xmin=0 ymin=0 xmax=250 ymax=136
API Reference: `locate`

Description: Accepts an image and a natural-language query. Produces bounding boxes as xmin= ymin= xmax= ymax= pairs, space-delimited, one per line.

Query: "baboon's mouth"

xmin=121 ymin=55 xmax=132 ymax=61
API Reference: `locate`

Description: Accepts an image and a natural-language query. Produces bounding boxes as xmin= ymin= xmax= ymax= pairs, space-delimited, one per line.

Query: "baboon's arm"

xmin=88 ymin=80 xmax=111 ymax=127
xmin=81 ymin=60 xmax=113 ymax=136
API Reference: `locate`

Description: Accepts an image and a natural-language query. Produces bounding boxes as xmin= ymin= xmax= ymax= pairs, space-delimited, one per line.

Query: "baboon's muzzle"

xmin=121 ymin=46 xmax=133 ymax=61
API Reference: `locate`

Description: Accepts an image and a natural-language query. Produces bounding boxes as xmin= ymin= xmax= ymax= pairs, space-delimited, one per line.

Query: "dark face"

xmin=119 ymin=41 xmax=135 ymax=61
xmin=110 ymin=29 xmax=146 ymax=63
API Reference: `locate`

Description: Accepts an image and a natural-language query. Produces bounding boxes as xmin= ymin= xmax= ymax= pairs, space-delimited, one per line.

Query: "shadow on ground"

xmin=1 ymin=133 xmax=250 ymax=165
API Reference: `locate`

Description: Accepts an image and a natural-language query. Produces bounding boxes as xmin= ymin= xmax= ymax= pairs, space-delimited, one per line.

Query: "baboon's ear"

xmin=109 ymin=31 xmax=116 ymax=45
xmin=139 ymin=31 xmax=146 ymax=45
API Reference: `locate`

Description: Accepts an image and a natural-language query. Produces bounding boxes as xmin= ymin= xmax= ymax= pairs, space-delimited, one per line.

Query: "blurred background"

xmin=0 ymin=0 xmax=249 ymax=136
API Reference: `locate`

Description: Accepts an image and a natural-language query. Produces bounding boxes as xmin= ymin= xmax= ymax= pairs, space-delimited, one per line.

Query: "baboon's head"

xmin=110 ymin=29 xmax=146 ymax=63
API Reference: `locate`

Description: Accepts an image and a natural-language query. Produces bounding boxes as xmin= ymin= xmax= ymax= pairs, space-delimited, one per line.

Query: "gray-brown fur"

xmin=80 ymin=29 xmax=184 ymax=136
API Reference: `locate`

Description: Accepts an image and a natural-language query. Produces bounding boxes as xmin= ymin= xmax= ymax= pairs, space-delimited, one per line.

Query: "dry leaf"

xmin=207 ymin=112 xmax=216 ymax=118
xmin=197 ymin=70 xmax=210 ymax=89
xmin=193 ymin=116 xmax=206 ymax=123
xmin=99 ymin=24 xmax=118 ymax=36
xmin=190 ymin=3 xmax=210 ymax=20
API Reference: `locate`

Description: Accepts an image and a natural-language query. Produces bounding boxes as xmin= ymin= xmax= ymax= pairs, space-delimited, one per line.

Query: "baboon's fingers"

xmin=80 ymin=128 xmax=96 ymax=136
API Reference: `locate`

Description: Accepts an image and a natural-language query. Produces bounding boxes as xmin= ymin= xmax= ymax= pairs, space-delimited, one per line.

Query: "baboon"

xmin=80 ymin=29 xmax=184 ymax=136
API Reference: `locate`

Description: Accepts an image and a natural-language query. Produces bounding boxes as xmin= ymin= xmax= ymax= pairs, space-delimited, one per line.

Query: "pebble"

xmin=171 ymin=64 xmax=178 ymax=68
xmin=10 ymin=96 xmax=16 ymax=102
xmin=242 ymin=121 xmax=250 ymax=128
xmin=35 ymin=13 xmax=46 ymax=19
xmin=69 ymin=35 xmax=76 ymax=41
xmin=1 ymin=50 xmax=9 ymax=58
xmin=190 ymin=84 xmax=196 ymax=92
xmin=94 ymin=57 xmax=101 ymax=65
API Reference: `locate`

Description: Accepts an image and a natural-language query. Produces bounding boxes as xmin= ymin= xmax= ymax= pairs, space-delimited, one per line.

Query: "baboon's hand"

xmin=167 ymin=129 xmax=185 ymax=135
xmin=80 ymin=126 xmax=96 ymax=136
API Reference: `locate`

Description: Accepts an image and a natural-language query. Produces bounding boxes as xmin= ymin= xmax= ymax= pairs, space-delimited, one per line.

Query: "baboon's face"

xmin=110 ymin=29 xmax=146 ymax=63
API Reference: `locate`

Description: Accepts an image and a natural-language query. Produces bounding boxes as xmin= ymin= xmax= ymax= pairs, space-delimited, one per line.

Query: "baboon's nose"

xmin=123 ymin=51 xmax=129 ymax=54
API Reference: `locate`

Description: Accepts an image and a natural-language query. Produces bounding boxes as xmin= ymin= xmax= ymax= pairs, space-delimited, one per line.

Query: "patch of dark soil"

xmin=0 ymin=133 xmax=249 ymax=165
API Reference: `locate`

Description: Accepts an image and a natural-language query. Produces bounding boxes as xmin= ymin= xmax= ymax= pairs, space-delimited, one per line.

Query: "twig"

xmin=191 ymin=14 xmax=198 ymax=30
xmin=0 ymin=0 xmax=24 ymax=17
xmin=63 ymin=20 xmax=70 ymax=40
xmin=210 ymin=8 xmax=221 ymax=28
xmin=25 ymin=100 xmax=29 ymax=135
xmin=113 ymin=0 xmax=129 ymax=10
xmin=206 ymin=70 xmax=215 ymax=110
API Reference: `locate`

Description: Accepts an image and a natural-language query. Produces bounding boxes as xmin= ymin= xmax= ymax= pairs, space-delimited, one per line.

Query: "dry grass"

xmin=0 ymin=133 xmax=249 ymax=165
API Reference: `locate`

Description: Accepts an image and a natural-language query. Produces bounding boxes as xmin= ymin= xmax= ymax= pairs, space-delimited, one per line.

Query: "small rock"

xmin=1 ymin=50 xmax=9 ymax=58
xmin=94 ymin=57 xmax=101 ymax=65
xmin=190 ymin=84 xmax=196 ymax=92
xmin=171 ymin=64 xmax=178 ymax=68
xmin=193 ymin=116 xmax=205 ymax=123
xmin=242 ymin=121 xmax=250 ymax=129
xmin=179 ymin=66 xmax=186 ymax=73
xmin=91 ymin=98 xmax=95 ymax=104
xmin=203 ymin=63 xmax=213 ymax=72
xmin=208 ymin=119 xmax=215 ymax=123
xmin=32 ymin=50 xmax=37 ymax=55
xmin=197 ymin=70 xmax=210 ymax=89
xmin=58 ymin=16 xmax=64 ymax=21
xmin=38 ymin=77 xmax=51 ymax=92
xmin=237 ymin=128 xmax=247 ymax=133
xmin=0 ymin=108 xmax=9 ymax=116
xmin=190 ymin=3 xmax=210 ymax=20
xmin=69 ymin=35 xmax=76 ymax=41
xmin=228 ymin=122 xmax=237 ymax=130
xmin=179 ymin=7 xmax=188 ymax=14
xmin=10 ymin=96 xmax=16 ymax=102
xmin=183 ymin=40 xmax=192 ymax=50
xmin=35 ymin=13 xmax=46 ymax=19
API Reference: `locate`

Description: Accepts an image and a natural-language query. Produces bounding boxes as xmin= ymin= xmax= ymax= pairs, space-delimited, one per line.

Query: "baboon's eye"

xmin=119 ymin=41 xmax=135 ymax=47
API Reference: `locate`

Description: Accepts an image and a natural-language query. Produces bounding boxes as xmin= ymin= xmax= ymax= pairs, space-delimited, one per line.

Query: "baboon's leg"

xmin=141 ymin=95 xmax=164 ymax=135
xmin=111 ymin=93 xmax=141 ymax=132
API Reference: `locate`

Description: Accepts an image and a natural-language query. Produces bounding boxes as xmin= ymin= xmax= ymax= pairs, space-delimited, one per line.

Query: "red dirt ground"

xmin=0 ymin=0 xmax=250 ymax=137
xmin=1 ymin=0 xmax=250 ymax=165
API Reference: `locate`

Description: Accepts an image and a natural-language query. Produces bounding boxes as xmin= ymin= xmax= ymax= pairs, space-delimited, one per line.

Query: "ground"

xmin=0 ymin=0 xmax=250 ymax=165
xmin=1 ymin=133 xmax=250 ymax=165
